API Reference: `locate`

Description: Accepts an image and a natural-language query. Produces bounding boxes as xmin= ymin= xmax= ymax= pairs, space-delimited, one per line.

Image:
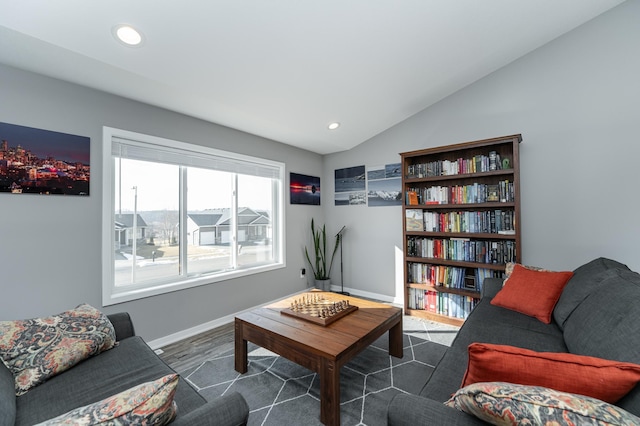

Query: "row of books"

xmin=418 ymin=210 xmax=515 ymax=234
xmin=407 ymin=264 xmax=500 ymax=292
xmin=407 ymin=237 xmax=517 ymax=264
xmin=406 ymin=180 xmax=515 ymax=205
xmin=408 ymin=264 xmax=467 ymax=289
xmin=407 ymin=288 xmax=479 ymax=319
xmin=406 ymin=151 xmax=507 ymax=179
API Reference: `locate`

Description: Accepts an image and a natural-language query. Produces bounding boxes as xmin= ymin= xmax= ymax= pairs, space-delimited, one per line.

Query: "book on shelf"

xmin=464 ymin=274 xmax=476 ymax=290
xmin=489 ymin=151 xmax=497 ymax=171
xmin=406 ymin=190 xmax=419 ymax=205
xmin=406 ymin=237 xmax=517 ymax=264
xmin=475 ymin=268 xmax=502 ymax=293
xmin=427 ymin=290 xmax=437 ymax=313
xmin=405 ymin=209 xmax=424 ymax=231
xmin=411 ymin=182 xmax=515 ymax=205
xmin=406 ymin=151 xmax=513 ymax=180
xmin=407 ymin=263 xmax=502 ymax=293
xmin=420 ymin=210 xmax=515 ymax=234
xmin=499 ymin=179 xmax=514 ymax=202
xmin=487 ymin=184 xmax=499 ymax=202
xmin=407 ymin=287 xmax=479 ymax=319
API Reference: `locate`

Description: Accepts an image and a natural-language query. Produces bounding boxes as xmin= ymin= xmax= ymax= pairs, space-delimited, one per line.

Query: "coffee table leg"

xmin=234 ymin=319 xmax=248 ymax=373
xmin=389 ymin=320 xmax=403 ymax=358
xmin=319 ymin=358 xmax=340 ymax=426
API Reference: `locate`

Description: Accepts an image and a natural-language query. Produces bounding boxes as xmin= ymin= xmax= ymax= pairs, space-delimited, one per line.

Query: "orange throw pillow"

xmin=491 ymin=264 xmax=573 ymax=323
xmin=462 ymin=343 xmax=640 ymax=403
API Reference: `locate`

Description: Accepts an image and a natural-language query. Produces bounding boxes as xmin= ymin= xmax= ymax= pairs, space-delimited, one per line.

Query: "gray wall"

xmin=0 ymin=64 xmax=322 ymax=340
xmin=324 ymin=0 xmax=640 ymax=299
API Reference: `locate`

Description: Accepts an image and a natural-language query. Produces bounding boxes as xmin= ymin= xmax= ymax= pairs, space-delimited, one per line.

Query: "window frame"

xmin=102 ymin=126 xmax=285 ymax=306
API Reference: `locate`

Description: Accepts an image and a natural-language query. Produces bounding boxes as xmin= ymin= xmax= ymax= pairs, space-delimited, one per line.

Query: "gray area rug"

xmin=183 ymin=317 xmax=457 ymax=426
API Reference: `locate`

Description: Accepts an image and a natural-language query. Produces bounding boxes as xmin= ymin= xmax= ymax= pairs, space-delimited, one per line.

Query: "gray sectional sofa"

xmin=387 ymin=257 xmax=640 ymax=425
xmin=1 ymin=312 xmax=249 ymax=426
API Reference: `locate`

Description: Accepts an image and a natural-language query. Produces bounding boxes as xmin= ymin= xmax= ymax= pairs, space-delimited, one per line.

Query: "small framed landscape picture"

xmin=367 ymin=163 xmax=402 ymax=207
xmin=290 ymin=172 xmax=320 ymax=205
xmin=334 ymin=165 xmax=366 ymax=206
xmin=0 ymin=121 xmax=90 ymax=196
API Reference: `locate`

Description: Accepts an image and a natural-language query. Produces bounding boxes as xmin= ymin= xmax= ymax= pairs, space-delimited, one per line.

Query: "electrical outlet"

xmin=300 ymin=268 xmax=306 ymax=278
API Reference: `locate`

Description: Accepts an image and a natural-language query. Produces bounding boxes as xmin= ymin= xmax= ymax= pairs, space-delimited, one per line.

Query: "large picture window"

xmin=102 ymin=127 xmax=285 ymax=305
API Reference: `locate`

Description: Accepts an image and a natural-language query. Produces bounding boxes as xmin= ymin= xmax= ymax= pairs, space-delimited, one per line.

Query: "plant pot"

xmin=314 ymin=279 xmax=331 ymax=291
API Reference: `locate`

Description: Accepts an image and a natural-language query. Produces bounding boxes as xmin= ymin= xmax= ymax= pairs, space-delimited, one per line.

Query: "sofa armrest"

xmin=172 ymin=392 xmax=249 ymax=426
xmin=481 ymin=277 xmax=503 ymax=300
xmin=388 ymin=394 xmax=487 ymax=426
xmin=0 ymin=362 xmax=16 ymax=426
xmin=107 ymin=312 xmax=136 ymax=341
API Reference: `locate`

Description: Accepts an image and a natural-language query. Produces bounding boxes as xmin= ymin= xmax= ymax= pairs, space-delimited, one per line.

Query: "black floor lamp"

xmin=335 ymin=226 xmax=349 ymax=295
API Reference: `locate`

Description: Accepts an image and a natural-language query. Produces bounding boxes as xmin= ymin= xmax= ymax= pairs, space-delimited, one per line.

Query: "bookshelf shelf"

xmin=405 ymin=257 xmax=509 ymax=270
xmin=405 ymin=232 xmax=517 ymax=240
xmin=407 ymin=282 xmax=480 ymax=299
xmin=404 ymin=168 xmax=515 ymax=183
xmin=401 ymin=134 xmax=522 ymax=326
xmin=407 ymin=202 xmax=516 ymax=210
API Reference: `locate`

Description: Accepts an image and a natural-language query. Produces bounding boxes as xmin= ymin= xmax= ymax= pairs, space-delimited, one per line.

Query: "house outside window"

xmin=114 ymin=214 xmax=147 ymax=248
xmin=102 ymin=127 xmax=285 ymax=306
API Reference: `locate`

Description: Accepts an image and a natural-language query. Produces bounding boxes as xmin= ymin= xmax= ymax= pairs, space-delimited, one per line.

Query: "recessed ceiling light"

xmin=113 ymin=24 xmax=144 ymax=47
xmin=328 ymin=122 xmax=340 ymax=130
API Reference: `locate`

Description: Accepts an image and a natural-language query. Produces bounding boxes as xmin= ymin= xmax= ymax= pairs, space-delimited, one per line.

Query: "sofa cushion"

xmin=563 ymin=268 xmax=640 ymax=364
xmin=420 ymin=297 xmax=566 ymax=403
xmin=554 ymin=257 xmax=631 ymax=328
xmin=463 ymin=343 xmax=640 ymax=403
xmin=490 ymin=264 xmax=573 ymax=323
xmin=0 ymin=304 xmax=117 ymax=396
xmin=36 ymin=374 xmax=178 ymax=425
xmin=570 ymin=256 xmax=629 ymax=280
xmin=388 ymin=393 xmax=487 ymax=426
xmin=15 ymin=336 xmax=206 ymax=426
xmin=172 ymin=392 xmax=250 ymax=426
xmin=446 ymin=382 xmax=640 ymax=426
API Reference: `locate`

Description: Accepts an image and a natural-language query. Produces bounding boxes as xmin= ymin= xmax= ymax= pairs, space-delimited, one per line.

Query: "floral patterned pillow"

xmin=35 ymin=374 xmax=178 ymax=425
xmin=503 ymin=262 xmax=548 ymax=280
xmin=445 ymin=382 xmax=640 ymax=426
xmin=0 ymin=304 xmax=117 ymax=395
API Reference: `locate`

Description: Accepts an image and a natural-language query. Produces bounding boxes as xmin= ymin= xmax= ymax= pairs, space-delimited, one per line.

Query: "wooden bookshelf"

xmin=401 ymin=134 xmax=522 ymax=326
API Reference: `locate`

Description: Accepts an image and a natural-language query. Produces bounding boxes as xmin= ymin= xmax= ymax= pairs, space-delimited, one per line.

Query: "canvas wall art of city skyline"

xmin=0 ymin=121 xmax=90 ymax=196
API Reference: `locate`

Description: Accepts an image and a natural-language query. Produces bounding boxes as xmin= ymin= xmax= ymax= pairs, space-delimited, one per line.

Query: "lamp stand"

xmin=335 ymin=226 xmax=349 ymax=295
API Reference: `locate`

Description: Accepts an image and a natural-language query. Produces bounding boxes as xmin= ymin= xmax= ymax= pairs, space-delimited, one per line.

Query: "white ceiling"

xmin=0 ymin=1 xmax=626 ymax=154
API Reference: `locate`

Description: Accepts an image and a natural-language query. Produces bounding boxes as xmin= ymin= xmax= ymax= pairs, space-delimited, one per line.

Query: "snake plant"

xmin=304 ymin=218 xmax=341 ymax=280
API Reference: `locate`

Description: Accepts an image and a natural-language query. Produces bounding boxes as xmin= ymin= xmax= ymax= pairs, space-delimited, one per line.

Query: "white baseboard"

xmin=329 ymin=284 xmax=400 ymax=306
xmin=147 ymin=289 xmax=306 ymax=349
xmin=147 ymin=287 xmax=398 ymax=350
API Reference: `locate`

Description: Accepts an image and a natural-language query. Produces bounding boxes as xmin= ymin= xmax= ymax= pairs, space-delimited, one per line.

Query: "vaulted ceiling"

xmin=0 ymin=1 xmax=626 ymax=154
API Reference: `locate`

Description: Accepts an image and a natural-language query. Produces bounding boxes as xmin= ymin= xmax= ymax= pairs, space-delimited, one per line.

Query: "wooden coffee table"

xmin=234 ymin=291 xmax=403 ymax=426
